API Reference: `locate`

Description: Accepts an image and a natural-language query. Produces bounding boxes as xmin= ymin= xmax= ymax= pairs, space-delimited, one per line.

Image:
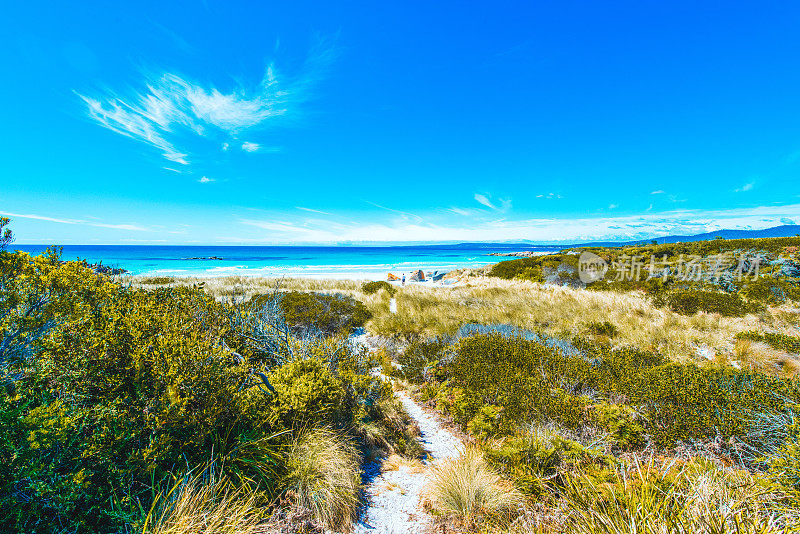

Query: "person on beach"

xmin=402 ymin=273 xmax=405 ymax=286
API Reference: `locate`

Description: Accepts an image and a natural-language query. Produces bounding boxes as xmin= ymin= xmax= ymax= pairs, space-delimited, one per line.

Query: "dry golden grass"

xmin=424 ymin=447 xmax=524 ymax=530
xmin=142 ymin=472 xmax=264 ymax=534
xmin=130 ymin=274 xmax=799 ymax=369
xmin=284 ymin=427 xmax=361 ymax=532
xmin=555 ymin=459 xmax=789 ymax=534
xmin=382 ymin=453 xmax=425 ymax=474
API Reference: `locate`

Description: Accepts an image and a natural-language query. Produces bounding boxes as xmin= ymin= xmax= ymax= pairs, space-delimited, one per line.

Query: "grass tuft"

xmin=142 ymin=470 xmax=264 ymax=534
xmin=426 ymin=447 xmax=524 ymax=530
xmin=561 ymin=459 xmax=786 ymax=534
xmin=284 ymin=427 xmax=361 ymax=531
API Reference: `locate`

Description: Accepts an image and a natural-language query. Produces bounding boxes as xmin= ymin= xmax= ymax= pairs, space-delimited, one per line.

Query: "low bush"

xmin=431 ymin=333 xmax=800 ymax=447
xmin=739 ymin=276 xmax=800 ymax=305
xmin=589 ymin=402 xmax=644 ymax=450
xmin=361 ymin=280 xmax=396 ymax=296
xmin=483 ymin=427 xmax=613 ymax=497
xmin=0 ymin=245 xmax=395 ymax=533
xmin=467 ymin=405 xmax=504 ymax=441
xmin=268 ymin=357 xmax=345 ymax=428
xmin=587 ymin=321 xmax=618 ymax=338
xmin=137 ymin=276 xmax=176 ymax=285
xmin=653 ymin=288 xmax=761 ymax=317
xmin=250 ymin=290 xmax=371 ymax=336
xmin=397 ymin=337 xmax=448 ymax=383
xmin=736 ymin=331 xmax=800 ymax=354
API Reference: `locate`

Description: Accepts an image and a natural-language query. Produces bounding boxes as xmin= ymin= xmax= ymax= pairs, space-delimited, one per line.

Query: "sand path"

xmin=352 ymin=336 xmax=462 ymax=534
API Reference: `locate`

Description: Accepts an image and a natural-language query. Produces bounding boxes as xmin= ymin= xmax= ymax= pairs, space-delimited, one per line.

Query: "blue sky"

xmin=2 ymin=1 xmax=800 ymax=244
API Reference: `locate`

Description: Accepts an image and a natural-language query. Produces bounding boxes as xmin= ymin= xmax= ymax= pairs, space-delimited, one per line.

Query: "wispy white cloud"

xmin=235 ymin=203 xmax=800 ymax=244
xmin=474 ymin=193 xmax=495 ymax=209
xmin=296 ymin=206 xmax=331 ymax=215
xmin=76 ymin=42 xmax=333 ymax=165
xmin=650 ymin=190 xmax=665 ymax=195
xmin=536 ymin=192 xmax=562 ymax=199
xmin=608 ymin=204 xmax=618 ymax=209
xmin=0 ymin=211 xmax=147 ymax=231
xmin=364 ymin=201 xmax=424 ymax=223
xmin=198 ymin=176 xmax=214 ymax=183
xmin=448 ymin=207 xmax=476 ymax=216
xmin=474 ymin=193 xmax=512 ymax=212
xmin=735 ymin=182 xmax=755 ymax=192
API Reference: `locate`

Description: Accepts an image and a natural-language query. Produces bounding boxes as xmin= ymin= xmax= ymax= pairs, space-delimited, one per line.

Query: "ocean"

xmin=13 ymin=244 xmax=562 ymax=279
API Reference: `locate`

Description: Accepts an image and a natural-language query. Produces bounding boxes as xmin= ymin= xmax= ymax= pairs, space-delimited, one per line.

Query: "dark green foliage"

xmin=739 ymin=277 xmax=800 ymax=304
xmin=484 ymin=431 xmax=613 ymax=496
xmin=397 ymin=338 xmax=448 ymax=383
xmin=251 ymin=291 xmax=372 ymax=336
xmin=489 ymin=254 xmax=580 ymax=285
xmin=736 ymin=331 xmax=800 ymax=354
xmin=137 ymin=275 xmax=176 ymax=285
xmin=572 ymin=236 xmax=800 ymax=261
xmin=0 ymin=248 xmax=393 ymax=534
xmin=445 ymin=334 xmax=592 ymax=430
xmin=653 ymin=288 xmax=760 ymax=316
xmin=430 ymin=333 xmax=800 ymax=448
xmin=361 ymin=280 xmax=396 ymax=296
xmin=587 ymin=321 xmax=618 ymax=338
xmin=0 ymin=216 xmax=12 ymax=250
xmin=589 ymin=402 xmax=644 ymax=450
xmin=269 ymin=356 xmax=345 ymax=428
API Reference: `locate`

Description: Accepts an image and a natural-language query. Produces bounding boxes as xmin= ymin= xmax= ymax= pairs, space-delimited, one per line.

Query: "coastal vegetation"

xmin=0 ymin=220 xmax=419 ymax=533
xmin=5 ymin=218 xmax=800 ymax=532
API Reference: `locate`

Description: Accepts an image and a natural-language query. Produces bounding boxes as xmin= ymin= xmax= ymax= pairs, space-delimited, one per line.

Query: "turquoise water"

xmin=13 ymin=244 xmax=561 ymax=279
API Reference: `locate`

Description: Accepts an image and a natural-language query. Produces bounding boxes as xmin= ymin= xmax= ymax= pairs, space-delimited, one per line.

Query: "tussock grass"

xmin=425 ymin=447 xmax=524 ymax=530
xmin=142 ymin=471 xmax=264 ymax=534
xmin=284 ymin=428 xmax=361 ymax=531
xmin=561 ymin=459 xmax=787 ymax=534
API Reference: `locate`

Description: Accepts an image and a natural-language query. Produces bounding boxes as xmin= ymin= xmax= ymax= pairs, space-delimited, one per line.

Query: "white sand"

xmin=352 ymin=336 xmax=463 ymax=534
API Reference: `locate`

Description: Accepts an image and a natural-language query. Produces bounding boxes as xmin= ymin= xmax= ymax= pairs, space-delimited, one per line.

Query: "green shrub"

xmin=137 ymin=276 xmax=176 ymax=285
xmin=0 ymin=246 xmax=393 ymax=533
xmin=654 ymin=288 xmax=760 ymax=317
xmin=590 ymin=402 xmax=644 ymax=450
xmin=739 ymin=277 xmax=800 ymax=305
xmin=398 ymin=338 xmax=448 ymax=383
xmin=489 ymin=254 xmax=581 ymax=285
xmin=269 ymin=357 xmax=345 ymax=428
xmin=736 ymin=331 xmax=800 ymax=354
xmin=436 ymin=383 xmax=484 ymax=429
xmin=250 ymin=291 xmax=371 ymax=336
xmin=467 ymin=405 xmax=504 ymax=440
xmin=361 ymin=280 xmax=396 ymax=296
xmin=587 ymin=321 xmax=618 ymax=338
xmin=629 ymin=362 xmax=795 ymax=446
xmin=484 ymin=427 xmax=613 ymax=497
xmin=432 ymin=332 xmax=800 ymax=448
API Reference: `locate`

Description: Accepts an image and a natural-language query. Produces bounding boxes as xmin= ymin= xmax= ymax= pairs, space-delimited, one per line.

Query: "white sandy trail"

xmin=350 ymin=332 xmax=463 ymax=533
xmin=354 ymin=389 xmax=462 ymax=534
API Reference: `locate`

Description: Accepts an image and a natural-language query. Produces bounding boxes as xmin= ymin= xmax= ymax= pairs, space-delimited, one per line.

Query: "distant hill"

xmin=609 ymin=224 xmax=800 ymax=247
